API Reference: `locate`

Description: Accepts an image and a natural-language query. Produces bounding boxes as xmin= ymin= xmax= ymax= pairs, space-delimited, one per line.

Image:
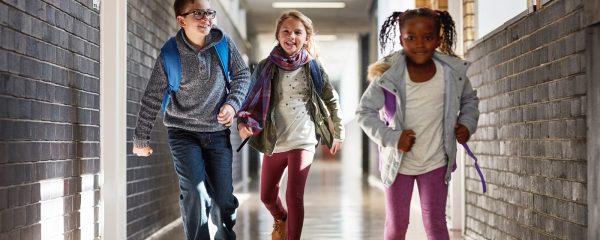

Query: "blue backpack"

xmin=159 ymin=36 xmax=231 ymax=112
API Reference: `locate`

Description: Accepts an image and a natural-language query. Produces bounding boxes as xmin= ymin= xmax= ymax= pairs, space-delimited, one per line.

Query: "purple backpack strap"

xmin=382 ymin=88 xmax=396 ymax=126
xmin=378 ymin=88 xmax=396 ymax=171
xmin=462 ymin=143 xmax=487 ymax=193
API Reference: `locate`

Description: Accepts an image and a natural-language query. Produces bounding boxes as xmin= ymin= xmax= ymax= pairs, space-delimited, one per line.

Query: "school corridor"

xmin=1 ymin=0 xmax=600 ymax=239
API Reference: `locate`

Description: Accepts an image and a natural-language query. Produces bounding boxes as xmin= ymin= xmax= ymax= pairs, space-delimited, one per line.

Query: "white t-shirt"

xmin=399 ymin=59 xmax=447 ymax=175
xmin=273 ymin=67 xmax=318 ymax=153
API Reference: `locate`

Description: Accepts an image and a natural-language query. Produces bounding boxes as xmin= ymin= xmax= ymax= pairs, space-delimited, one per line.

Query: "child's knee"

xmin=385 ymin=220 xmax=408 ymax=240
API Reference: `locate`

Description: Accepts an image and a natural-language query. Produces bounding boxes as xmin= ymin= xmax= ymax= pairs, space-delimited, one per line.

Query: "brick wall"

xmin=465 ymin=0 xmax=587 ymax=239
xmin=125 ymin=0 xmax=180 ymax=239
xmin=0 ymin=1 xmax=101 ymax=239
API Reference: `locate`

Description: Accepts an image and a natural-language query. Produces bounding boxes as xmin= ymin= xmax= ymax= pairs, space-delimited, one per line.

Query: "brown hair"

xmin=174 ymin=0 xmax=210 ymax=16
xmin=275 ymin=10 xmax=317 ymax=57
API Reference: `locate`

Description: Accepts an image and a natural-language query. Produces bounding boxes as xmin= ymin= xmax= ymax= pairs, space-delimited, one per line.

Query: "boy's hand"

xmin=133 ymin=146 xmax=153 ymax=157
xmin=455 ymin=123 xmax=470 ymax=144
xmin=397 ymin=129 xmax=416 ymax=152
xmin=218 ymin=104 xmax=235 ymax=127
xmin=238 ymin=122 xmax=253 ymax=139
xmin=330 ymin=141 xmax=343 ymax=156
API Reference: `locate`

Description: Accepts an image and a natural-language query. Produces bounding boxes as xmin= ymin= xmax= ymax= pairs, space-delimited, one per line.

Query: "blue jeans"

xmin=168 ymin=128 xmax=239 ymax=240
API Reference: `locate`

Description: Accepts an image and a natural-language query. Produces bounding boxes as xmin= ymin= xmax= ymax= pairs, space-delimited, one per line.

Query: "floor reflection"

xmin=154 ymin=157 xmax=463 ymax=240
xmin=234 ymin=160 xmax=386 ymax=240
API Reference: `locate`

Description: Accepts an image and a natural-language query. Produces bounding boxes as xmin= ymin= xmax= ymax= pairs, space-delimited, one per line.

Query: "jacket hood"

xmin=177 ymin=27 xmax=225 ymax=53
xmin=367 ymin=62 xmax=392 ymax=82
xmin=367 ymin=50 xmax=470 ymax=82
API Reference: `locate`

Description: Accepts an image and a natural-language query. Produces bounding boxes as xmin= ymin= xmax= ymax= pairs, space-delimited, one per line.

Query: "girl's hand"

xmin=330 ymin=140 xmax=343 ymax=156
xmin=238 ymin=122 xmax=253 ymax=139
xmin=397 ymin=129 xmax=416 ymax=152
xmin=218 ymin=104 xmax=235 ymax=127
xmin=133 ymin=146 xmax=153 ymax=157
xmin=455 ymin=123 xmax=470 ymax=144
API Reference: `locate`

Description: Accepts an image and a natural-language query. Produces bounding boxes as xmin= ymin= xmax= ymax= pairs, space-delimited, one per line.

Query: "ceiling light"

xmin=272 ymin=2 xmax=346 ymax=9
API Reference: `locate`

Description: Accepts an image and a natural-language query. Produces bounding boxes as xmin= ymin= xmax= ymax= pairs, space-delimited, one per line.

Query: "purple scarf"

xmin=237 ymin=46 xmax=311 ymax=135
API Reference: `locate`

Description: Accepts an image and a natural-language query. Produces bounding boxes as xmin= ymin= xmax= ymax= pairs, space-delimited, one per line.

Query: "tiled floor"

xmin=152 ymin=156 xmax=463 ymax=240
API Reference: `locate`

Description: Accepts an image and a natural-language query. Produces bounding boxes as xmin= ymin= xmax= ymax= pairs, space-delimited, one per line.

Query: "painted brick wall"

xmin=0 ymin=0 xmax=101 ymax=239
xmin=125 ymin=0 xmax=180 ymax=239
xmin=465 ymin=0 xmax=587 ymax=239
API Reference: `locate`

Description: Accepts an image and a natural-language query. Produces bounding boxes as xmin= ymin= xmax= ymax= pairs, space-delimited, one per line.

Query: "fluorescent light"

xmin=315 ymin=35 xmax=338 ymax=41
xmin=272 ymin=2 xmax=346 ymax=9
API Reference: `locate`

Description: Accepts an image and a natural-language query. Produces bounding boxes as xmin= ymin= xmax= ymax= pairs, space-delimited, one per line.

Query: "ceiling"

xmin=244 ymin=0 xmax=373 ymax=35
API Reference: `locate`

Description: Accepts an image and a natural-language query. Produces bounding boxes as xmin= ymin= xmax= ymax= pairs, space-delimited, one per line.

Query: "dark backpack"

xmin=159 ymin=36 xmax=231 ymax=112
xmin=381 ymin=88 xmax=487 ymax=193
xmin=308 ymin=60 xmax=325 ymax=95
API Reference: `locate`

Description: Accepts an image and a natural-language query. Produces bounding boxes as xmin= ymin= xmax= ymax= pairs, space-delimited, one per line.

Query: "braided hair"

xmin=379 ymin=8 xmax=457 ymax=57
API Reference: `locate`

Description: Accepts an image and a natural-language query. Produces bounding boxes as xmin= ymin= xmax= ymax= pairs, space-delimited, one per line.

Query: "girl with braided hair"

xmin=356 ymin=8 xmax=479 ymax=240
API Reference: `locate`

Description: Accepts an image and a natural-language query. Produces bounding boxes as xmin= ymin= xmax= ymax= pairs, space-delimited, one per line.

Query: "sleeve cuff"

xmin=133 ymin=138 xmax=150 ymax=149
xmin=458 ymin=119 xmax=477 ymax=135
xmin=225 ymin=100 xmax=240 ymax=114
xmin=382 ymin=130 xmax=402 ymax=149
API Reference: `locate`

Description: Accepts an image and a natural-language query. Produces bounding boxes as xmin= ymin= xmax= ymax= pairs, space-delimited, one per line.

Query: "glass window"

xmin=476 ymin=0 xmax=527 ymax=39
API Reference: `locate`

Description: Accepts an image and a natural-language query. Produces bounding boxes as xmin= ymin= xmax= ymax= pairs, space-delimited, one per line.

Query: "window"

xmin=476 ymin=0 xmax=527 ymax=39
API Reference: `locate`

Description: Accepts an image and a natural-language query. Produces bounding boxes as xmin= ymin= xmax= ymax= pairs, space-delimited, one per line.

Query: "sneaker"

xmin=271 ymin=218 xmax=287 ymax=240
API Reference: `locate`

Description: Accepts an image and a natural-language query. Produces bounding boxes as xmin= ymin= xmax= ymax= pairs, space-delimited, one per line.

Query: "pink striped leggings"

xmin=384 ymin=166 xmax=450 ymax=240
xmin=260 ymin=149 xmax=314 ymax=240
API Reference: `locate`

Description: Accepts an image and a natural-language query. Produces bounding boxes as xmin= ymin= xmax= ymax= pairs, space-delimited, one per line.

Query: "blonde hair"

xmin=274 ymin=10 xmax=317 ymax=57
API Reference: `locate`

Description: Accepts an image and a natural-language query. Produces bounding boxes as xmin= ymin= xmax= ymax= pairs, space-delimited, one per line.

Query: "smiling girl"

xmin=236 ymin=10 xmax=344 ymax=240
xmin=356 ymin=8 xmax=479 ymax=240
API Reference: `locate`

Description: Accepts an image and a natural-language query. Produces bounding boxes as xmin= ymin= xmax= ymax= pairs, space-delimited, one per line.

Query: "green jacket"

xmin=242 ymin=59 xmax=345 ymax=155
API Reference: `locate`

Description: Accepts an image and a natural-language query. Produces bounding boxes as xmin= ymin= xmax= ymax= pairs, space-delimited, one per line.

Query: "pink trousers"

xmin=384 ymin=166 xmax=450 ymax=240
xmin=260 ymin=149 xmax=314 ymax=240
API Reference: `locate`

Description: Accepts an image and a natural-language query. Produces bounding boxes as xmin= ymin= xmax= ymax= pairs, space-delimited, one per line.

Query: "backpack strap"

xmin=309 ymin=59 xmax=324 ymax=94
xmin=382 ymin=88 xmax=396 ymax=126
xmin=214 ymin=37 xmax=231 ymax=92
xmin=160 ymin=37 xmax=181 ymax=112
xmin=160 ymin=36 xmax=231 ymax=112
xmin=462 ymin=143 xmax=487 ymax=193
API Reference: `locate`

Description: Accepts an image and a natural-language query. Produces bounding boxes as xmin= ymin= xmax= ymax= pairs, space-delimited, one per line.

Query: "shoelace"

xmin=273 ymin=220 xmax=282 ymax=232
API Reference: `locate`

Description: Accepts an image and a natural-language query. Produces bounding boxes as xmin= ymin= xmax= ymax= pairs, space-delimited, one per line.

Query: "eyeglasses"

xmin=180 ymin=9 xmax=216 ymax=20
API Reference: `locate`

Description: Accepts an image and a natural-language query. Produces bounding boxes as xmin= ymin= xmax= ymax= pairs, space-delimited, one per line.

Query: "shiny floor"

xmin=153 ymin=156 xmax=463 ymax=240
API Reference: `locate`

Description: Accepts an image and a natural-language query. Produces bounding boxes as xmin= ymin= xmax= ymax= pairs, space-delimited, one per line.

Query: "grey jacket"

xmin=133 ymin=28 xmax=251 ymax=148
xmin=356 ymin=50 xmax=479 ymax=187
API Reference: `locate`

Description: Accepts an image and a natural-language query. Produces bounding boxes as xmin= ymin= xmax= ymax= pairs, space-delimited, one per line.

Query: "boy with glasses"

xmin=132 ymin=0 xmax=251 ymax=239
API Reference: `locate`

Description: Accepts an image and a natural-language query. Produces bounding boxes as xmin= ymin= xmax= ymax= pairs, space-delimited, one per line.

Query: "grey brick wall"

xmin=0 ymin=0 xmax=101 ymax=239
xmin=126 ymin=0 xmax=180 ymax=239
xmin=465 ymin=0 xmax=587 ymax=239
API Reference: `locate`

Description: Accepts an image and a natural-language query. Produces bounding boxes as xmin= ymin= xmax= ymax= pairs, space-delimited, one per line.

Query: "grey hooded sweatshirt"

xmin=133 ymin=28 xmax=251 ymax=148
